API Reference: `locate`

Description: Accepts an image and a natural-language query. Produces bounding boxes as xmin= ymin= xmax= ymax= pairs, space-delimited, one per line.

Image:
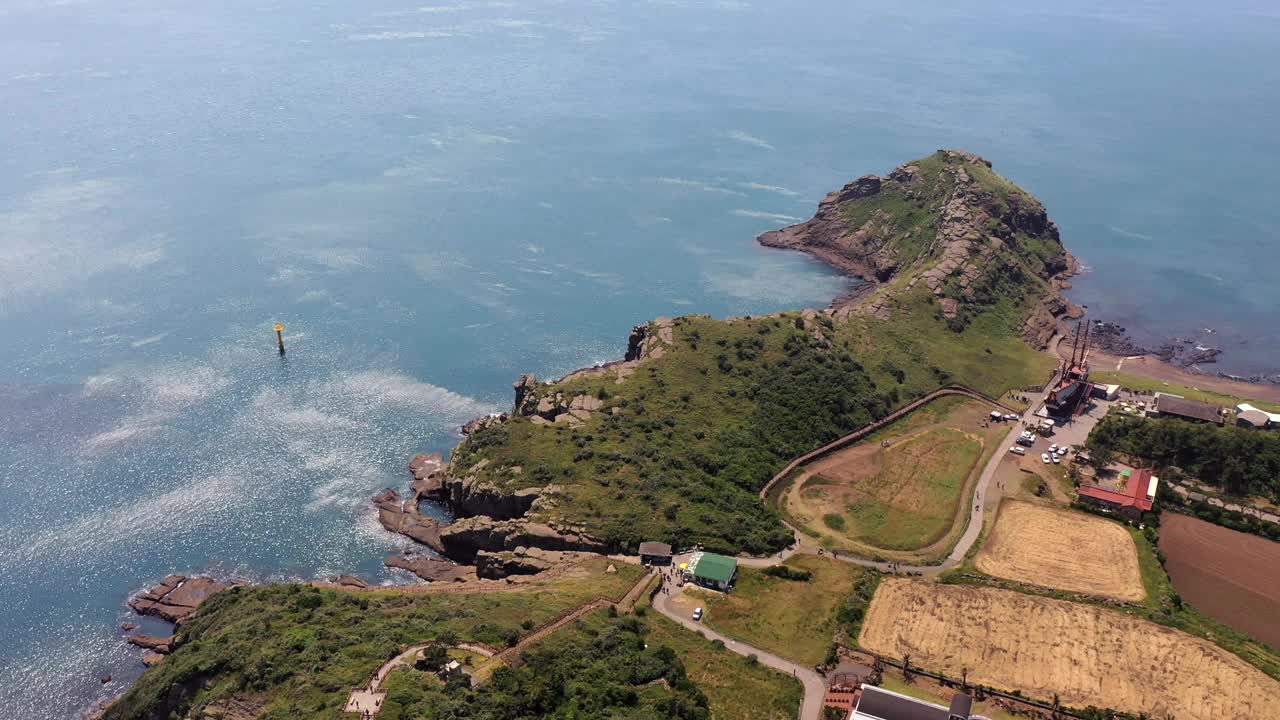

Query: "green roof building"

xmin=689 ymin=552 xmax=738 ymax=591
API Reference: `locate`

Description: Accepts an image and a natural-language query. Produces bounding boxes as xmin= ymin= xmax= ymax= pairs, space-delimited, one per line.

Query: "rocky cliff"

xmin=759 ymin=150 xmax=1079 ymax=347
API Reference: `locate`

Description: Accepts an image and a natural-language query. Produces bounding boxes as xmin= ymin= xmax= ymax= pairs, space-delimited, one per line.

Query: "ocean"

xmin=0 ymin=0 xmax=1276 ymax=716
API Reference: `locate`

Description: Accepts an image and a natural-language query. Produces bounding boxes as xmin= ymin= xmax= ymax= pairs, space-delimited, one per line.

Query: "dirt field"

xmin=975 ymin=501 xmax=1145 ymax=601
xmin=781 ymin=399 xmax=998 ymax=554
xmin=859 ymin=579 xmax=1279 ymax=720
xmin=1160 ymin=513 xmax=1280 ymax=649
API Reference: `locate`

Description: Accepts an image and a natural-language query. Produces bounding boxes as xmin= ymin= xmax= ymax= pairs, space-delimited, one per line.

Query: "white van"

xmin=1009 ymin=446 xmax=1026 ymax=456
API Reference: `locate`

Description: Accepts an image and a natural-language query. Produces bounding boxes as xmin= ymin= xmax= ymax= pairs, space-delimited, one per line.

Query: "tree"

xmin=414 ymin=643 xmax=450 ymax=672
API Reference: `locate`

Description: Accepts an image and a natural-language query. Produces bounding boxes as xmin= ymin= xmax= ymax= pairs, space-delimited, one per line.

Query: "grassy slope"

xmin=691 ymin=554 xmax=863 ymax=666
xmin=839 ymin=427 xmax=982 ymax=550
xmin=104 ymin=559 xmax=643 ymax=720
xmin=448 ymin=151 xmax=1065 ymax=556
xmin=376 ymin=611 xmax=710 ymax=720
xmin=633 ymin=600 xmax=805 ymax=720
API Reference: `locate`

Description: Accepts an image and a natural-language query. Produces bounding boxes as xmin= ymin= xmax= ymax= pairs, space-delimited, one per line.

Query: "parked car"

xmin=1005 ymin=413 xmax=1019 ymax=421
xmin=1041 ymin=453 xmax=1051 ymax=464
xmin=1048 ymin=444 xmax=1058 ymax=453
xmin=1052 ymin=455 xmax=1061 ymax=464
xmin=1009 ymin=446 xmax=1026 ymax=456
xmin=692 ymin=607 xmax=703 ymax=621
xmin=1057 ymin=447 xmax=1068 ymax=456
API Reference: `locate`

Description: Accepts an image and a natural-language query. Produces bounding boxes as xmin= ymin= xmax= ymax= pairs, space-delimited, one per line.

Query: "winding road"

xmin=755 ymin=384 xmax=1050 ymax=576
xmin=651 ymin=576 xmax=826 ymax=720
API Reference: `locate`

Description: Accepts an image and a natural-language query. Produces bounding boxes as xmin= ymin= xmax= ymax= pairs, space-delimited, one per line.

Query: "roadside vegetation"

xmin=1088 ymin=414 xmax=1280 ymax=501
xmin=103 ymin=560 xmax=643 ymax=720
xmin=688 ymin=554 xmax=862 ymax=666
xmin=633 ymin=598 xmax=805 ymax=720
xmin=378 ymin=614 xmax=709 ymax=720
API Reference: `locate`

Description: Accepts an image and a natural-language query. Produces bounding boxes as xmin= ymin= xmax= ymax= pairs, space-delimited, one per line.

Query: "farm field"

xmin=687 ymin=554 xmax=863 ymax=665
xmin=1160 ymin=513 xmax=1280 ymax=649
xmin=780 ymin=398 xmax=1001 ymax=555
xmin=859 ymin=579 xmax=1279 ymax=720
xmin=975 ymin=501 xmax=1145 ymax=601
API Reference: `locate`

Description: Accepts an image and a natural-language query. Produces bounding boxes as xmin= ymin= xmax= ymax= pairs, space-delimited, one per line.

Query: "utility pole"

xmin=274 ymin=323 xmax=286 ymax=355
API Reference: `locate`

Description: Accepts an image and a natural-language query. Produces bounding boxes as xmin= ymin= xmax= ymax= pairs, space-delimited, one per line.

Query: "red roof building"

xmin=1078 ymin=469 xmax=1158 ymax=519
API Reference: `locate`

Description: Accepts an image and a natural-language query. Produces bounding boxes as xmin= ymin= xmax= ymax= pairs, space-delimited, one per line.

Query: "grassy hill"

xmin=449 ymin=151 xmax=1067 ymax=555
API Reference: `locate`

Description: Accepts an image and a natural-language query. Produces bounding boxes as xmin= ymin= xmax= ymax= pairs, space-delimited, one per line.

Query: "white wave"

xmin=654 ymin=177 xmax=746 ymax=196
xmin=317 ymin=370 xmax=495 ymax=417
xmin=740 ymin=181 xmax=800 ymax=197
xmin=732 ymin=209 xmax=801 ymax=223
xmin=0 ymin=175 xmax=168 ymax=313
xmin=1106 ymin=225 xmax=1154 ymax=241
xmin=129 ymin=332 xmax=169 ymax=348
xmin=348 ymin=30 xmax=459 ymax=41
xmin=726 ymin=130 xmax=775 ymax=150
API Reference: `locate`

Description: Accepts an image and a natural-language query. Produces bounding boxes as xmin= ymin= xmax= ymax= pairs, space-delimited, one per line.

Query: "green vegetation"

xmin=836 ymin=428 xmax=982 ymax=550
xmin=378 ymin=615 xmax=709 ymax=720
xmin=104 ymin=560 xmax=643 ymax=720
xmin=836 ymin=571 xmax=881 ymax=651
xmin=1159 ymin=486 xmax=1280 ymax=541
xmin=633 ymin=597 xmax=804 ymax=720
xmin=1091 ymin=370 xmax=1280 ymax=413
xmin=1088 ymin=414 xmax=1280 ymax=501
xmin=691 ymin=554 xmax=862 ymax=666
xmin=448 ymin=151 xmax=1063 ymax=556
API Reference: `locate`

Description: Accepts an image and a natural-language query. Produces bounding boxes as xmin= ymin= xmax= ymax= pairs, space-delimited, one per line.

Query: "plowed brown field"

xmin=975 ymin=501 xmax=1145 ymax=601
xmin=859 ymin=579 xmax=1280 ymax=720
xmin=1160 ymin=513 xmax=1280 ymax=649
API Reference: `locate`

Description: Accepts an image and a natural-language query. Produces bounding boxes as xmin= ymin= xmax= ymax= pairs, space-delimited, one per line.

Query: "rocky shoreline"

xmin=757 ymin=150 xmax=1082 ymax=351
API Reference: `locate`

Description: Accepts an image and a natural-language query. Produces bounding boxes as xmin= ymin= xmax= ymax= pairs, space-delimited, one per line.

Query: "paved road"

xmin=651 ymin=578 xmax=824 ymax=720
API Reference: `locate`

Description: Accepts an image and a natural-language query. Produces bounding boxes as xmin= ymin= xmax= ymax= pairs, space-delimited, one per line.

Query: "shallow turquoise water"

xmin=0 ymin=0 xmax=1277 ymax=716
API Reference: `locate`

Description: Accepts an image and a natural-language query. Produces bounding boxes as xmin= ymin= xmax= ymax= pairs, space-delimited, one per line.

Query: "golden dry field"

xmin=975 ymin=501 xmax=1145 ymax=601
xmin=859 ymin=579 xmax=1279 ymax=720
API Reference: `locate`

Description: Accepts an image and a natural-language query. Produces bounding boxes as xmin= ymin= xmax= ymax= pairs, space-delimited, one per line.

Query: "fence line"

xmin=759 ymin=385 xmax=1015 ymax=501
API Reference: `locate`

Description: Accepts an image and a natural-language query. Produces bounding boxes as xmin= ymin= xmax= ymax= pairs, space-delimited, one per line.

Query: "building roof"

xmin=1238 ymin=403 xmax=1280 ymax=424
xmin=638 ymin=541 xmax=673 ymax=557
xmin=1078 ymin=468 xmax=1157 ymax=512
xmin=853 ymin=685 xmax=970 ymax=720
xmin=690 ymin=552 xmax=737 ymax=584
xmin=1155 ymin=395 xmax=1223 ymax=423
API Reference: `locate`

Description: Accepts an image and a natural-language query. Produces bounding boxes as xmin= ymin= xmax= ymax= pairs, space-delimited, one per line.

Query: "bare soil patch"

xmin=1160 ymin=513 xmax=1280 ymax=649
xmin=975 ymin=501 xmax=1145 ymax=601
xmin=859 ymin=579 xmax=1279 ymax=720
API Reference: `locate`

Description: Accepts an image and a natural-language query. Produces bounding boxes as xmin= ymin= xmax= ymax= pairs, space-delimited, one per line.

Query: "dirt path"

xmin=652 ymin=579 xmax=823 ymax=720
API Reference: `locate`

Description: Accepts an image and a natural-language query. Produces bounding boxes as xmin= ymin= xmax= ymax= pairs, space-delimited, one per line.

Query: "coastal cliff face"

xmin=759 ymin=150 xmax=1078 ymax=347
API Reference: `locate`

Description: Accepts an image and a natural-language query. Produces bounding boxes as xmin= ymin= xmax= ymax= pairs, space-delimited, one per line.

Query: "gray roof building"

xmin=852 ymin=685 xmax=973 ymax=720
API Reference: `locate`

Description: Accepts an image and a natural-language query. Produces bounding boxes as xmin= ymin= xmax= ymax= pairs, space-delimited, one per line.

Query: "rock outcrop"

xmin=437 ymin=516 xmax=608 ymax=563
xmin=759 ymin=149 xmax=1079 ymax=348
xmin=128 ymin=575 xmax=230 ymax=624
xmin=384 ymin=553 xmax=477 ymax=583
xmin=373 ymin=488 xmax=444 ymax=551
xmin=411 ymin=452 xmax=541 ymax=520
xmin=126 ymin=634 xmax=174 ymax=654
xmin=474 ymin=547 xmax=581 ymax=579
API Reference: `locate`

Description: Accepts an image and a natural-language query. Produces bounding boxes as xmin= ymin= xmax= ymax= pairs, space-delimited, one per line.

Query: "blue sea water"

xmin=0 ymin=0 xmax=1277 ymax=716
